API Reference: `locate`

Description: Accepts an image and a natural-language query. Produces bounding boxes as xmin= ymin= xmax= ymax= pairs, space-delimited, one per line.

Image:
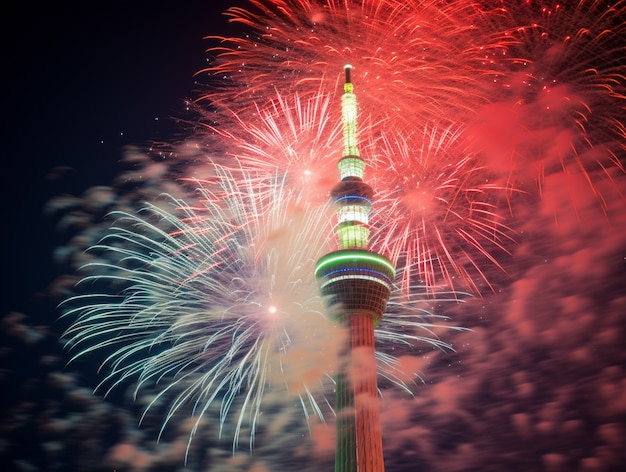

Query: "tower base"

xmin=335 ymin=312 xmax=385 ymax=472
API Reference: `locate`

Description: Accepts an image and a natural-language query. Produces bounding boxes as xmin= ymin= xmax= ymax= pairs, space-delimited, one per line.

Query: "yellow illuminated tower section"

xmin=315 ymin=65 xmax=395 ymax=472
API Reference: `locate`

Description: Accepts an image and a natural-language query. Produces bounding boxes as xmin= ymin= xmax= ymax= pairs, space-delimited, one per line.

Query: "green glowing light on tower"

xmin=338 ymin=157 xmax=365 ymax=180
xmin=337 ymin=222 xmax=370 ymax=249
xmin=314 ymin=250 xmax=396 ymax=279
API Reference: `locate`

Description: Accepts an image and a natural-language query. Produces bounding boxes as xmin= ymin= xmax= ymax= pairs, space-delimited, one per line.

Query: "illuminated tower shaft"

xmin=316 ymin=65 xmax=395 ymax=472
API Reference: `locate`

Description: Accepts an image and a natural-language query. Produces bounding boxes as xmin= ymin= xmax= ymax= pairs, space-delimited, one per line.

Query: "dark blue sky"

xmin=3 ymin=3 xmax=231 ymax=316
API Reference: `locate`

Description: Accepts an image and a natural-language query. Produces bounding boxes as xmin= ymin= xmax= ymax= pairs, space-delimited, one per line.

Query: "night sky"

xmin=2 ymin=2 xmax=626 ymax=472
xmin=4 ymin=2 xmax=229 ymax=315
xmin=2 ymin=2 xmax=228 ymax=470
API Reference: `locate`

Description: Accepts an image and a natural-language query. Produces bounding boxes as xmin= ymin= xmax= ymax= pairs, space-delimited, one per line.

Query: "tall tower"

xmin=315 ymin=65 xmax=395 ymax=472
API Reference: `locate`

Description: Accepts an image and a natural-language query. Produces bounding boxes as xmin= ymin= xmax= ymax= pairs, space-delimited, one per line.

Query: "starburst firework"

xmin=202 ymin=0 xmax=512 ymax=129
xmin=367 ymin=124 xmax=514 ymax=293
xmin=61 ymin=167 xmax=339 ymax=449
xmin=60 ymin=163 xmax=461 ymax=453
xmin=203 ymin=85 xmax=344 ymax=204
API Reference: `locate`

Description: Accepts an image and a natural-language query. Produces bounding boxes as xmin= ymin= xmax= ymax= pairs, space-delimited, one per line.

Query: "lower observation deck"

xmin=315 ymin=249 xmax=395 ymax=322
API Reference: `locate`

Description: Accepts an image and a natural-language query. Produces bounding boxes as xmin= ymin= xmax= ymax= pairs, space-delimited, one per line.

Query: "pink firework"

xmin=367 ymin=124 xmax=514 ymax=294
xmin=200 ymin=0 xmax=513 ymax=130
xmin=202 ymin=84 xmax=345 ymax=204
xmin=470 ymin=0 xmax=626 ymax=212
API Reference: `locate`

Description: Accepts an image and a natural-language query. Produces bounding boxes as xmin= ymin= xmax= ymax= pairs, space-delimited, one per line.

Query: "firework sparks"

xmin=59 ymin=161 xmax=462 ymax=454
xmin=60 ymin=166 xmax=341 ymax=452
xmin=195 ymin=69 xmax=517 ymax=292
xmin=471 ymin=0 xmax=626 ymax=212
xmin=200 ymin=84 xmax=344 ymax=204
xmin=367 ymin=124 xmax=515 ymax=293
xmin=201 ymin=0 xmax=626 ymax=217
xmin=201 ymin=0 xmax=513 ymax=129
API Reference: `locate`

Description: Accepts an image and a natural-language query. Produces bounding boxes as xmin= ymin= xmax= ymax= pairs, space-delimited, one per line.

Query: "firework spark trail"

xmin=366 ymin=125 xmax=515 ymax=293
xmin=201 ymin=0 xmax=513 ymax=130
xmin=59 ymin=160 xmax=463 ymax=454
xmin=61 ymin=166 xmax=339 ymax=451
xmin=470 ymin=0 xmax=626 ymax=212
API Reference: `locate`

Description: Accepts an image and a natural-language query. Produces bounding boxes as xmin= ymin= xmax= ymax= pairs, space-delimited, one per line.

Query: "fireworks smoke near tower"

xmin=315 ymin=65 xmax=395 ymax=472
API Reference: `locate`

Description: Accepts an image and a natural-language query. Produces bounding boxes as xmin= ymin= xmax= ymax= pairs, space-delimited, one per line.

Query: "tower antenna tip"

xmin=344 ymin=64 xmax=352 ymax=84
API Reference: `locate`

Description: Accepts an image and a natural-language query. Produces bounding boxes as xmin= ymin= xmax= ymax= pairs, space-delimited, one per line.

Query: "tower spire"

xmin=341 ymin=64 xmax=360 ymax=160
xmin=316 ymin=66 xmax=395 ymax=472
xmin=333 ymin=64 xmax=372 ymax=251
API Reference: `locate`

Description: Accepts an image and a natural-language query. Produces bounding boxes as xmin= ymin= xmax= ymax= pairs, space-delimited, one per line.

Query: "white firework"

xmin=60 ymin=163 xmax=464 ymax=456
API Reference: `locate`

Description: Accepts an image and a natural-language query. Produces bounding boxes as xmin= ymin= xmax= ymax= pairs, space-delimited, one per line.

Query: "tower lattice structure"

xmin=315 ymin=65 xmax=395 ymax=472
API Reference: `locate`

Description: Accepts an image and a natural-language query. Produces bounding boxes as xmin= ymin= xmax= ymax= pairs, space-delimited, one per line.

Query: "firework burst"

xmin=194 ymin=58 xmax=517 ymax=294
xmin=60 ymin=166 xmax=341 ymax=450
xmin=201 ymin=0 xmax=513 ymax=130
xmin=60 ymin=162 xmax=462 ymax=453
xmin=471 ymin=0 xmax=626 ymax=212
xmin=366 ymin=124 xmax=514 ymax=293
xmin=202 ymin=85 xmax=344 ymax=204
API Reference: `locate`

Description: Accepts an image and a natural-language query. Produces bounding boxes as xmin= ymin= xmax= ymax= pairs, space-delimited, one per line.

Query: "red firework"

xmin=470 ymin=0 xmax=626 ymax=212
xmin=200 ymin=0 xmax=513 ymax=130
xmin=196 ymin=89 xmax=515 ymax=293
xmin=366 ymin=125 xmax=514 ymax=294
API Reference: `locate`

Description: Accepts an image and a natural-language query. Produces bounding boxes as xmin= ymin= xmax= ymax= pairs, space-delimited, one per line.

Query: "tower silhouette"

xmin=315 ymin=65 xmax=395 ymax=472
